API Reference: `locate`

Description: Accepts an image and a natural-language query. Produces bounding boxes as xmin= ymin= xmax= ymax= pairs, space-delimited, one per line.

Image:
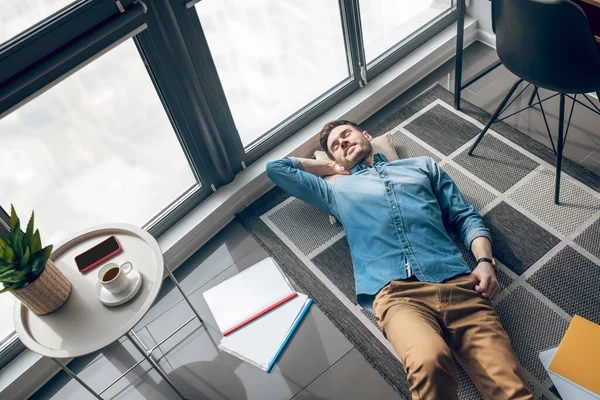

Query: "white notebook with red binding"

xmin=203 ymin=257 xmax=297 ymax=336
xmin=219 ymin=293 xmax=312 ymax=372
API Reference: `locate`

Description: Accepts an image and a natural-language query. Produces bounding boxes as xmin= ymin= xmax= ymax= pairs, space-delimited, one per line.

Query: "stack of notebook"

xmin=539 ymin=315 xmax=600 ymax=399
xmin=203 ymin=257 xmax=312 ymax=372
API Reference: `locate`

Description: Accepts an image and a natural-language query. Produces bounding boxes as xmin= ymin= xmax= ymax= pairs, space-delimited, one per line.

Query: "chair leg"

xmin=528 ymin=86 xmax=539 ymax=107
xmin=454 ymin=0 xmax=466 ymax=110
xmin=555 ymin=93 xmax=566 ymax=204
xmin=468 ymin=79 xmax=524 ymax=156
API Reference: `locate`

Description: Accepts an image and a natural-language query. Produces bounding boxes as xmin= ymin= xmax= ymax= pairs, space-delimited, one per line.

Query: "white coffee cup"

xmin=98 ymin=262 xmax=133 ymax=293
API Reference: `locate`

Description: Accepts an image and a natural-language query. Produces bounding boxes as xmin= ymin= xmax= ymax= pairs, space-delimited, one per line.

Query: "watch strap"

xmin=476 ymin=257 xmax=496 ymax=266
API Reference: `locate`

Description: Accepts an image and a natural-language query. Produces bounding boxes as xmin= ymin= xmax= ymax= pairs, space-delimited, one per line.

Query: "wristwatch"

xmin=476 ymin=257 xmax=497 ymax=267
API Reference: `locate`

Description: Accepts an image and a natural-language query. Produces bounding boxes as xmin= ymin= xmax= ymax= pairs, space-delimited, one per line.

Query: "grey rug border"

xmin=236 ymin=84 xmax=599 ymax=399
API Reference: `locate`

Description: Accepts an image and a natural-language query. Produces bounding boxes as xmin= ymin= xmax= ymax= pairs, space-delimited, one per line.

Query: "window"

xmin=0 ymin=37 xmax=197 ymax=346
xmin=0 ymin=0 xmax=77 ymax=45
xmin=359 ymin=0 xmax=454 ymax=65
xmin=194 ymin=0 xmax=350 ymax=148
xmin=0 ymin=38 xmax=196 ymax=246
xmin=0 ymin=36 xmax=201 ymax=357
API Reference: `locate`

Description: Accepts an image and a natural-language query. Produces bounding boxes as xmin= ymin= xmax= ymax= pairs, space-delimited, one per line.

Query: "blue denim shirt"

xmin=266 ymin=154 xmax=491 ymax=313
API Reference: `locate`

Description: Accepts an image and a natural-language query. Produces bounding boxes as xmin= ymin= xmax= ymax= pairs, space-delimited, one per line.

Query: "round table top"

xmin=13 ymin=223 xmax=164 ymax=358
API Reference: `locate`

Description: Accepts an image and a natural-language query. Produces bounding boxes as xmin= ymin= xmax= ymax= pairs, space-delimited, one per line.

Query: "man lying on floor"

xmin=266 ymin=120 xmax=533 ymax=400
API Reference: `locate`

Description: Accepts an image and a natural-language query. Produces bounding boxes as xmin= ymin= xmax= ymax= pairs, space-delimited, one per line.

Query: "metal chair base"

xmin=467 ymin=81 xmax=596 ymax=205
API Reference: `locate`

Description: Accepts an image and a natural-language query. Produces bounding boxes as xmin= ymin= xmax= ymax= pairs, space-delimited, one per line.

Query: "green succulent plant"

xmin=0 ymin=205 xmax=53 ymax=293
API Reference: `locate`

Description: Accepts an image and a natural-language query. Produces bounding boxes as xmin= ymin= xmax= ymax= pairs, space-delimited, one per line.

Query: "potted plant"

xmin=0 ymin=205 xmax=71 ymax=315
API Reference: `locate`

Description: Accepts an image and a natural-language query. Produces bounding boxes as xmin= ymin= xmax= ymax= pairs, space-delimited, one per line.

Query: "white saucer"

xmin=95 ymin=267 xmax=143 ymax=307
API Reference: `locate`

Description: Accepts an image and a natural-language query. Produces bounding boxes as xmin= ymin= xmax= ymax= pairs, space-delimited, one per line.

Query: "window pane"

xmin=195 ymin=0 xmax=350 ymax=148
xmin=0 ymin=0 xmax=77 ymax=45
xmin=0 ymin=38 xmax=196 ymax=247
xmin=360 ymin=0 xmax=452 ymax=64
xmin=0 ymin=212 xmax=11 ymax=344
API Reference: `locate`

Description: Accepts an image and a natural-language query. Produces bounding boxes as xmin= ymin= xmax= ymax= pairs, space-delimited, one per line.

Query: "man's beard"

xmin=345 ymin=144 xmax=372 ymax=169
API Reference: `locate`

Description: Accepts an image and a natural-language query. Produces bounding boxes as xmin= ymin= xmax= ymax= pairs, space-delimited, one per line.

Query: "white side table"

xmin=13 ymin=223 xmax=204 ymax=400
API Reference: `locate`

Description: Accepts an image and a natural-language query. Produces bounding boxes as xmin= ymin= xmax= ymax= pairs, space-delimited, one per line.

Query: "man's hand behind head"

xmin=288 ymin=158 xmax=351 ymax=177
xmin=331 ymin=162 xmax=351 ymax=175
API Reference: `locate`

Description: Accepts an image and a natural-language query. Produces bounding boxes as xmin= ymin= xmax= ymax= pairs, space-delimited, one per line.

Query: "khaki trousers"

xmin=373 ymin=274 xmax=533 ymax=400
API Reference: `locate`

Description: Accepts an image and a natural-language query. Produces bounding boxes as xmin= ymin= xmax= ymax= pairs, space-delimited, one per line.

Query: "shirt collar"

xmin=351 ymin=152 xmax=388 ymax=174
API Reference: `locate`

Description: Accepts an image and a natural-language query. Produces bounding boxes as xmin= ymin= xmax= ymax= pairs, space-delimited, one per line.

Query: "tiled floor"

xmin=31 ymin=41 xmax=599 ymax=400
xmin=32 ymin=221 xmax=398 ymax=400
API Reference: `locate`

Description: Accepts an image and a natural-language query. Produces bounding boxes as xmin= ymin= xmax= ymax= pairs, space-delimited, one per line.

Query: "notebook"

xmin=203 ymin=257 xmax=297 ymax=336
xmin=549 ymin=315 xmax=600 ymax=396
xmin=219 ymin=293 xmax=312 ymax=372
xmin=540 ymin=348 xmax=600 ymax=400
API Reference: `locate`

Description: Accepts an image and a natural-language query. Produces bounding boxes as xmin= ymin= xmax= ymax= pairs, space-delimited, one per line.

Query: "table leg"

xmin=454 ymin=0 xmax=466 ymax=110
xmin=126 ymin=331 xmax=189 ymax=400
xmin=51 ymin=358 xmax=103 ymax=400
xmin=164 ymin=266 xmax=204 ymax=324
xmin=163 ymin=265 xmax=219 ymax=348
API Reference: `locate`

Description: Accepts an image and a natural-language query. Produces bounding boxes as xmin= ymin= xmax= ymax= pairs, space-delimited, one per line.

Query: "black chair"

xmin=468 ymin=0 xmax=600 ymax=204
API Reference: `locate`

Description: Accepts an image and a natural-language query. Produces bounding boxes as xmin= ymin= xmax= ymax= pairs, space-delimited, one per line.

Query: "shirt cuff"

xmin=287 ymin=156 xmax=304 ymax=170
xmin=465 ymin=228 xmax=492 ymax=251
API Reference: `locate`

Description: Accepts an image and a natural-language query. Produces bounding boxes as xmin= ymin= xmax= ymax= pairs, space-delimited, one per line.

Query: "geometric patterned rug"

xmin=238 ymin=85 xmax=600 ymax=400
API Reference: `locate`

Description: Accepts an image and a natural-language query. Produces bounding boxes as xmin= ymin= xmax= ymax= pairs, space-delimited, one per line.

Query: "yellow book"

xmin=549 ymin=315 xmax=600 ymax=396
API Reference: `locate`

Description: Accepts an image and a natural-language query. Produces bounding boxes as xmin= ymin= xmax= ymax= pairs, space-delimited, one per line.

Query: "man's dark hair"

xmin=319 ymin=120 xmax=364 ymax=155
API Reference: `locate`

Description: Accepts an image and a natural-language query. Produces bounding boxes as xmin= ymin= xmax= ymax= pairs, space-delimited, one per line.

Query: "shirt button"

xmin=386 ymin=186 xmax=391 ymax=191
xmin=405 ymin=248 xmax=410 ymax=253
xmin=380 ymin=174 xmax=385 ymax=178
xmin=392 ymin=205 xmax=397 ymax=210
xmin=397 ymin=227 xmax=402 ymax=232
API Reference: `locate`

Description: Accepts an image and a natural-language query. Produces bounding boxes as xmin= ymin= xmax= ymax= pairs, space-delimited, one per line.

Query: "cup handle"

xmin=120 ymin=262 xmax=133 ymax=274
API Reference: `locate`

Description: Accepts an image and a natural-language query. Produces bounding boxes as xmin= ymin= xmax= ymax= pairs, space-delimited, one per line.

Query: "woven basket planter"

xmin=10 ymin=259 xmax=71 ymax=315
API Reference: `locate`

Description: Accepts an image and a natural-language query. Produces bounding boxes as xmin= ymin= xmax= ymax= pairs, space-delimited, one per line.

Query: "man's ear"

xmin=362 ymin=130 xmax=373 ymax=141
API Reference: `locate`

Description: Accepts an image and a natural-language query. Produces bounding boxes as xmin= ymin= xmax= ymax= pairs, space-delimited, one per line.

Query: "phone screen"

xmin=75 ymin=236 xmax=121 ymax=271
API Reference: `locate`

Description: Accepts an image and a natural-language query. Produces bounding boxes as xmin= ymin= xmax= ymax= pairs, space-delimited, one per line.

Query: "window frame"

xmin=180 ymin=0 xmax=457 ymax=166
xmin=0 ymin=0 xmax=145 ymax=117
xmin=181 ymin=0 xmax=365 ymax=166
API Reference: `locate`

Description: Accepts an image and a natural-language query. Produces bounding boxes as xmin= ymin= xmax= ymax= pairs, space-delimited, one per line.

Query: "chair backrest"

xmin=493 ymin=0 xmax=600 ymax=94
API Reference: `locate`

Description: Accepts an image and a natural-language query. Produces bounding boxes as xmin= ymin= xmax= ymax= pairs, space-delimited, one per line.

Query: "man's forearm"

xmin=293 ymin=157 xmax=346 ymax=177
xmin=266 ymin=157 xmax=336 ymax=215
xmin=470 ymin=236 xmax=500 ymax=298
xmin=470 ymin=236 xmax=493 ymax=261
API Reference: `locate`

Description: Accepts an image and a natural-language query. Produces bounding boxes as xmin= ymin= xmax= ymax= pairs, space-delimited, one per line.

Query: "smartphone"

xmin=75 ymin=236 xmax=122 ymax=273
